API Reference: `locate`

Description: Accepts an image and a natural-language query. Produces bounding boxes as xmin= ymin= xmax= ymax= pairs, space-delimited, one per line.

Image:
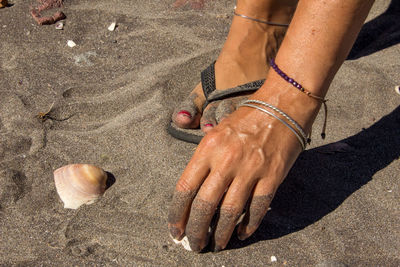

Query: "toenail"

xmin=204 ymin=123 xmax=214 ymax=127
xmin=178 ymin=110 xmax=192 ymax=118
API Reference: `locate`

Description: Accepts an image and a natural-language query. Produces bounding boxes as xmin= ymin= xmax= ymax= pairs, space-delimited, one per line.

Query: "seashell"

xmin=67 ymin=40 xmax=76 ymax=48
xmin=108 ymin=22 xmax=116 ymax=31
xmin=0 ymin=0 xmax=8 ymax=8
xmin=395 ymin=85 xmax=400 ymax=95
xmin=55 ymin=22 xmax=64 ymax=30
xmin=54 ymin=164 xmax=107 ymax=209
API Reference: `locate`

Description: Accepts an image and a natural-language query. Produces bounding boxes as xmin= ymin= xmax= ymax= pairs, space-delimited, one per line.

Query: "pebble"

xmin=271 ymin=256 xmax=277 ymax=262
xmin=108 ymin=22 xmax=116 ymax=31
xmin=55 ymin=22 xmax=64 ymax=30
xmin=67 ymin=40 xmax=76 ymax=48
xmin=172 ymin=236 xmax=192 ymax=251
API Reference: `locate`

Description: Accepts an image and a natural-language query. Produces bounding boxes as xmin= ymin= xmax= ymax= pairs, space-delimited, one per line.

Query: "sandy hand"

xmin=167 ymin=94 xmax=313 ymax=251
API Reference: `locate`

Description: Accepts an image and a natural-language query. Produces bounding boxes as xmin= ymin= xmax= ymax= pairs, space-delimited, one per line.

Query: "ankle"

xmin=219 ymin=17 xmax=269 ymax=64
xmin=235 ymin=0 xmax=297 ymax=26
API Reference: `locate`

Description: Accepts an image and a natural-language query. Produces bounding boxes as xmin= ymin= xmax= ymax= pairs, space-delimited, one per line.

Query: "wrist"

xmin=252 ymin=75 xmax=321 ymax=134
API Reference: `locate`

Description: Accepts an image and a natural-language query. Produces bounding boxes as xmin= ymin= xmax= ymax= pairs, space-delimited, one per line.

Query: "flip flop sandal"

xmin=167 ymin=61 xmax=265 ymax=144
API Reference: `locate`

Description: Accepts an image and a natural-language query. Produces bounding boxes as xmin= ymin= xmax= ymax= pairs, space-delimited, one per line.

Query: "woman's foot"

xmin=172 ymin=1 xmax=295 ymax=133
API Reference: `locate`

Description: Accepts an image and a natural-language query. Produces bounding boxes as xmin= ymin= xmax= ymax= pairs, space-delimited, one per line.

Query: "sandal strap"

xmin=200 ymin=61 xmax=265 ymax=109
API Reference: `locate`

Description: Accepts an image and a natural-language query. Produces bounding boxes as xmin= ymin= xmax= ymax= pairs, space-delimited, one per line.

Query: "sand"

xmin=0 ymin=0 xmax=399 ymax=266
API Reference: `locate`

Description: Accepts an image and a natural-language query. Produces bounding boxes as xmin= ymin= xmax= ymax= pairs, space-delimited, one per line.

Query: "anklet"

xmin=270 ymin=58 xmax=328 ymax=140
xmin=239 ymin=101 xmax=307 ymax=150
xmin=233 ymin=11 xmax=290 ymax=27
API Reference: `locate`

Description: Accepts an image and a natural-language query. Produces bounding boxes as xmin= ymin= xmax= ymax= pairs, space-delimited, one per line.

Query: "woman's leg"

xmin=168 ymin=0 xmax=375 ymax=252
xmin=172 ymin=0 xmax=297 ymax=132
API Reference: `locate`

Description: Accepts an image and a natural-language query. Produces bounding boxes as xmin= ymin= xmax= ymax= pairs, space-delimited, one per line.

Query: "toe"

xmin=200 ymin=101 xmax=219 ymax=133
xmin=172 ymin=84 xmax=205 ymax=129
xmin=173 ymin=109 xmax=200 ymax=129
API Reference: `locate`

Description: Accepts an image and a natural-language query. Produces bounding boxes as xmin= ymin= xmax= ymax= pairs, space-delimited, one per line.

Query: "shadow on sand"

xmin=228 ymin=106 xmax=400 ymax=249
xmin=347 ymin=0 xmax=400 ymax=60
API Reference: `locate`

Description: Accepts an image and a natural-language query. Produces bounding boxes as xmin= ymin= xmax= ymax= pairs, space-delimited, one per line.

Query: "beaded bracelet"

xmin=270 ymin=58 xmax=328 ymax=140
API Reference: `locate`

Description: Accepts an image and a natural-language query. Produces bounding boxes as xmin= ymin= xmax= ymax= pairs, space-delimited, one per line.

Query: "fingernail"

xmin=169 ymin=226 xmax=182 ymax=240
xmin=237 ymin=231 xmax=250 ymax=241
xmin=178 ymin=110 xmax=192 ymax=118
xmin=187 ymin=236 xmax=202 ymax=252
xmin=213 ymin=245 xmax=223 ymax=252
xmin=203 ymin=123 xmax=213 ymax=127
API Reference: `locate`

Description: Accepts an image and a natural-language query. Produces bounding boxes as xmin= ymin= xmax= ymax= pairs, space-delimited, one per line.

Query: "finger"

xmin=185 ymin=169 xmax=233 ymax=252
xmin=236 ymin=178 xmax=277 ymax=241
xmin=212 ymin=175 xmax=256 ymax=252
xmin=200 ymin=101 xmax=219 ymax=133
xmin=168 ymin=150 xmax=211 ymax=240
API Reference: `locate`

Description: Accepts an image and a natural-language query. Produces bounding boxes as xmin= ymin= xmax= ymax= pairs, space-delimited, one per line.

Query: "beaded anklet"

xmin=270 ymin=58 xmax=328 ymax=141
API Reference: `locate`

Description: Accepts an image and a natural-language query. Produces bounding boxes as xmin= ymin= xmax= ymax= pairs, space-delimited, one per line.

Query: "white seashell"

xmin=108 ymin=22 xmax=116 ymax=31
xmin=271 ymin=256 xmax=277 ymax=262
xmin=55 ymin=22 xmax=64 ymax=30
xmin=172 ymin=236 xmax=192 ymax=251
xmin=54 ymin=164 xmax=107 ymax=209
xmin=395 ymin=85 xmax=400 ymax=95
xmin=67 ymin=40 xmax=76 ymax=48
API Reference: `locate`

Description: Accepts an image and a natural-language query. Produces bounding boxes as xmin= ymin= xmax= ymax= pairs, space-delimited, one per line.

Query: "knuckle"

xmin=175 ymin=179 xmax=194 ymax=193
xmin=250 ymin=148 xmax=266 ymax=168
xmin=200 ymin=131 xmax=220 ymax=147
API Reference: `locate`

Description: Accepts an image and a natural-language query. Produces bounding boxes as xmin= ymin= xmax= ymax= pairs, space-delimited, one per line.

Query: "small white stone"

xmin=55 ymin=22 xmax=64 ymax=30
xmin=395 ymin=85 xmax=400 ymax=95
xmin=387 ymin=190 xmax=392 ymax=193
xmin=180 ymin=236 xmax=192 ymax=251
xmin=271 ymin=256 xmax=277 ymax=262
xmin=171 ymin=235 xmax=192 ymax=251
xmin=236 ymin=212 xmax=245 ymax=225
xmin=67 ymin=40 xmax=76 ymax=48
xmin=108 ymin=22 xmax=116 ymax=31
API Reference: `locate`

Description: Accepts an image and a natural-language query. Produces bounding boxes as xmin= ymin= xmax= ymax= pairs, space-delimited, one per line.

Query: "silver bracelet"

xmin=243 ymin=100 xmax=308 ymax=143
xmin=239 ymin=103 xmax=306 ymax=150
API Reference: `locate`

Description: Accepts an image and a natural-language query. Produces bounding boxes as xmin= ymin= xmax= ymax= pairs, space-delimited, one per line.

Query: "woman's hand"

xmin=167 ymin=86 xmax=317 ymax=252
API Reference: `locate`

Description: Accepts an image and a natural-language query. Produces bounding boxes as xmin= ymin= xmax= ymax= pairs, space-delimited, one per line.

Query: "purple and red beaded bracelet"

xmin=269 ymin=58 xmax=328 ymax=139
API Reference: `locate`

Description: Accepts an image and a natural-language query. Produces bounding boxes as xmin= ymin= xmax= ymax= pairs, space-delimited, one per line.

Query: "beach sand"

xmin=0 ymin=0 xmax=399 ymax=266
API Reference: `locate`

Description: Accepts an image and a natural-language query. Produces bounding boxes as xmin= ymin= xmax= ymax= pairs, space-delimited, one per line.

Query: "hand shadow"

xmin=227 ymin=106 xmax=400 ymax=249
xmin=347 ymin=0 xmax=400 ymax=60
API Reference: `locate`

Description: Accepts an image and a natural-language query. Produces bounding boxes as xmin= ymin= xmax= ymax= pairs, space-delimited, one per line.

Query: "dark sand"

xmin=0 ymin=0 xmax=399 ymax=266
